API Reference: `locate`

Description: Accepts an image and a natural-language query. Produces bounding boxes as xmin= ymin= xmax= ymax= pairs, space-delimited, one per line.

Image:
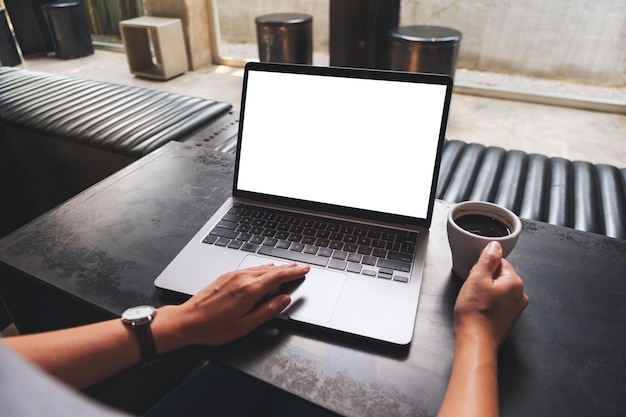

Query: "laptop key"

xmin=210 ymin=228 xmax=238 ymax=239
xmin=263 ymin=237 xmax=278 ymax=246
xmin=377 ymin=258 xmax=411 ymax=273
xmin=357 ymin=246 xmax=372 ymax=255
xmin=344 ymin=235 xmax=358 ymax=244
xmin=393 ymin=275 xmax=409 ymax=283
xmin=237 ymin=224 xmax=252 ymax=233
xmin=250 ymin=226 xmax=264 ymax=235
xmin=401 ymin=244 xmax=415 ymax=254
xmin=216 ymin=220 xmax=238 ymax=230
xmin=289 ymin=243 xmax=305 ymax=252
xmin=379 ymin=267 xmax=394 ymax=275
xmin=276 ymin=240 xmax=291 ymax=249
xmin=316 ymin=230 xmax=330 ymax=239
xmin=313 ymin=220 xmax=327 ymax=229
xmin=340 ymin=225 xmax=354 ymax=234
xmin=257 ymin=246 xmax=328 ymax=267
xmin=344 ymin=243 xmax=358 ymax=253
xmin=368 ymin=230 xmax=381 ymax=239
xmin=328 ymin=259 xmax=347 ymax=270
xmin=332 ymin=250 xmax=348 ymax=260
xmin=228 ymin=240 xmax=244 ymax=249
xmin=302 ymin=236 xmax=316 ymax=245
xmin=386 ymin=241 xmax=401 ymax=251
xmin=347 ymin=253 xmax=362 ymax=263
xmin=264 ymin=212 xmax=277 ymax=221
xmin=329 ymin=241 xmax=343 ymax=250
xmin=215 ymin=237 xmax=230 ymax=247
xmin=242 ymin=243 xmax=260 ymax=252
xmin=237 ymin=233 xmax=252 ymax=241
xmin=202 ymin=235 xmax=218 ymax=244
xmin=387 ymin=251 xmax=413 ymax=263
xmin=372 ymin=248 xmax=387 ymax=258
xmin=378 ymin=270 xmax=393 ymax=280
xmin=318 ymin=248 xmax=333 ymax=257
xmin=315 ymin=238 xmax=330 ymax=247
xmin=288 ymin=233 xmax=303 ymax=242
xmin=250 ymin=235 xmax=265 ymax=244
xmin=303 ymin=245 xmax=318 ymax=255
xmin=221 ymin=213 xmax=241 ymax=222
xmin=362 ymin=256 xmax=377 ymax=266
xmin=397 ymin=233 xmax=418 ymax=245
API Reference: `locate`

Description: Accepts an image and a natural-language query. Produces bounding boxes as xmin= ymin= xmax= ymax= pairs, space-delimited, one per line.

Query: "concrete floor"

xmin=13 ymin=49 xmax=626 ymax=168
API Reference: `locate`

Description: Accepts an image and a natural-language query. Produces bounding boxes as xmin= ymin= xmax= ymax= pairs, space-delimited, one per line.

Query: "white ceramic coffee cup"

xmin=446 ymin=201 xmax=522 ymax=279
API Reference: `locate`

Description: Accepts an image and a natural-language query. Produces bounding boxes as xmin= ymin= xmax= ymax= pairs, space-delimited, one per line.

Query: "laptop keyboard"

xmin=202 ymin=203 xmax=418 ymax=283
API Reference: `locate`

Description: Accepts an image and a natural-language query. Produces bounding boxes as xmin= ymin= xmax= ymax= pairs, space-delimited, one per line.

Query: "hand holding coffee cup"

xmin=447 ymin=201 xmax=522 ymax=279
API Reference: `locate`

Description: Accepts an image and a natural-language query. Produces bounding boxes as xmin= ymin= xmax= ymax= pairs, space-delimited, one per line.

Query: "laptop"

xmin=155 ymin=62 xmax=452 ymax=345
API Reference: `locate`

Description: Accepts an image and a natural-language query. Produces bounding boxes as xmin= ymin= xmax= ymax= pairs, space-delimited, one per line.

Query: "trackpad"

xmin=238 ymin=255 xmax=346 ymax=323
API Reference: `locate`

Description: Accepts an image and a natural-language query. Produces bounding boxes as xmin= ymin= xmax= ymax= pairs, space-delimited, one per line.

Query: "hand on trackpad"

xmin=238 ymin=255 xmax=346 ymax=323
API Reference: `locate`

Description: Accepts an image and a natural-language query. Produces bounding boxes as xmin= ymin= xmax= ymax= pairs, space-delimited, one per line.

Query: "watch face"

xmin=122 ymin=305 xmax=156 ymax=321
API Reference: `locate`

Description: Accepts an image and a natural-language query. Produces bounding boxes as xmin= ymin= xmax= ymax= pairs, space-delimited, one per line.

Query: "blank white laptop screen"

xmin=236 ymin=69 xmax=447 ymax=220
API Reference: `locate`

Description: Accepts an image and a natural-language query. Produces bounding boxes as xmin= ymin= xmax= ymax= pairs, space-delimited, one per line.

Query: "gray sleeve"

xmin=0 ymin=342 xmax=134 ymax=417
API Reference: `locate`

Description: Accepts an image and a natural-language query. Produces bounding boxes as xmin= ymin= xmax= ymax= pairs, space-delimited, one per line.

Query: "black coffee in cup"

xmin=454 ymin=214 xmax=511 ymax=237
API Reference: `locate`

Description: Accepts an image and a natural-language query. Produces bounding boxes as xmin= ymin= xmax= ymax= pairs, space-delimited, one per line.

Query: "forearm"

xmin=1 ymin=264 xmax=310 ymax=390
xmin=2 ymin=305 xmax=186 ymax=389
xmin=437 ymin=332 xmax=499 ymax=417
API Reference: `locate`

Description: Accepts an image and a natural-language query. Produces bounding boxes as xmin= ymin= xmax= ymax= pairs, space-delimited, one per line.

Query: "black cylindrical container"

xmin=389 ymin=26 xmax=462 ymax=78
xmin=42 ymin=2 xmax=94 ymax=59
xmin=255 ymin=13 xmax=313 ymax=65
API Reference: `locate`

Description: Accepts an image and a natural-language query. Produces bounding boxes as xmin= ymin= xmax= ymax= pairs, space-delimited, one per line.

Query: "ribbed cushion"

xmin=437 ymin=140 xmax=626 ymax=239
xmin=0 ymin=67 xmax=232 ymax=157
xmin=548 ymin=158 xmax=573 ymax=227
xmin=596 ymin=164 xmax=626 ymax=238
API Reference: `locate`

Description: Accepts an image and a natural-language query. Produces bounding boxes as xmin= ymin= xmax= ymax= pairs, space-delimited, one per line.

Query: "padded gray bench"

xmin=0 ymin=67 xmax=232 ymax=156
xmin=0 ymin=66 xmax=234 ymax=237
xmin=437 ymin=140 xmax=626 ymax=240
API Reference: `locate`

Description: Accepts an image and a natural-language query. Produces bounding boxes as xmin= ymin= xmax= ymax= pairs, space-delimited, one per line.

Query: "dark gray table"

xmin=1 ymin=141 xmax=624 ymax=417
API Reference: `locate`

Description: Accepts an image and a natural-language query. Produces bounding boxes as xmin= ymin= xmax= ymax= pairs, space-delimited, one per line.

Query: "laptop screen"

xmin=234 ymin=63 xmax=451 ymax=225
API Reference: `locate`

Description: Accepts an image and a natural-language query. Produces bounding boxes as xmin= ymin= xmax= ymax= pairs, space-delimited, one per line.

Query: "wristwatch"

xmin=122 ymin=305 xmax=158 ymax=365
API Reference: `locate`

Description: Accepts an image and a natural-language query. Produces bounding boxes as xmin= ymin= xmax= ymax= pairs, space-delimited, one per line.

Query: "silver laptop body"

xmin=155 ymin=62 xmax=453 ymax=345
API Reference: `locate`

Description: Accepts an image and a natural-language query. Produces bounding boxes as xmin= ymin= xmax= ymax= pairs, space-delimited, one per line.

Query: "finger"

xmin=256 ymin=263 xmax=310 ymax=293
xmin=500 ymin=259 xmax=529 ymax=297
xmin=236 ymin=263 xmax=277 ymax=273
xmin=498 ymin=259 xmax=524 ymax=288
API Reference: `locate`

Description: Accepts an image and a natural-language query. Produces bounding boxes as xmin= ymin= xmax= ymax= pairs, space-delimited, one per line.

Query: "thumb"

xmin=240 ymin=294 xmax=291 ymax=329
xmin=469 ymin=241 xmax=503 ymax=280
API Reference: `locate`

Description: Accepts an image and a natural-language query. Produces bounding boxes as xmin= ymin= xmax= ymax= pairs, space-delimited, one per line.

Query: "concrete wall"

xmin=213 ymin=0 xmax=625 ymax=86
xmin=401 ymin=0 xmax=626 ymax=86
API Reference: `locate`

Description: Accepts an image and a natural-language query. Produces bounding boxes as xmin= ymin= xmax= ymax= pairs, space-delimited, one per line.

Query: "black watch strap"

xmin=133 ymin=321 xmax=158 ymax=365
